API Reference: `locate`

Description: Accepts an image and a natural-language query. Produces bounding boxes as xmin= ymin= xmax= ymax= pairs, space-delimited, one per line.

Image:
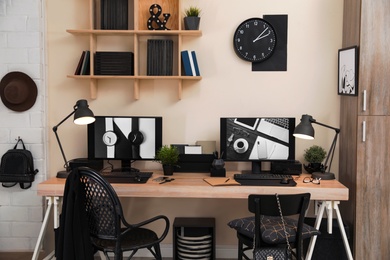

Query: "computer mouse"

xmin=280 ymin=177 xmax=290 ymax=184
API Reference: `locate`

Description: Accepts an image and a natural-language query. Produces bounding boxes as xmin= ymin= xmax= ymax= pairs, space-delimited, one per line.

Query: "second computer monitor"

xmin=220 ymin=117 xmax=296 ymax=163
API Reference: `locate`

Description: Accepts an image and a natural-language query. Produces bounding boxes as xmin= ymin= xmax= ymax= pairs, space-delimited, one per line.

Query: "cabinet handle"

xmin=362 ymin=121 xmax=366 ymax=142
xmin=363 ymin=90 xmax=367 ymax=111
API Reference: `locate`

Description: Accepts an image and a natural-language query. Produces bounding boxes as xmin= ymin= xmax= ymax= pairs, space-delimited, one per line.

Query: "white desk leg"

xmin=32 ymin=197 xmax=54 ymax=260
xmin=305 ymin=201 xmax=353 ymax=260
xmin=305 ymin=200 xmax=326 ymax=260
xmin=333 ymin=201 xmax=353 ymax=260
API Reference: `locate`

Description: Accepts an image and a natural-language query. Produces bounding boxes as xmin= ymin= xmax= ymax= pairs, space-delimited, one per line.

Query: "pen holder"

xmin=210 ymin=159 xmax=226 ymax=177
xmin=210 ymin=168 xmax=226 ymax=177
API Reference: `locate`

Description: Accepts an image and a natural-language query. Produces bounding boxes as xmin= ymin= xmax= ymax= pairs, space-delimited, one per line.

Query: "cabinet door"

xmin=358 ymin=0 xmax=390 ymax=115
xmin=355 ymin=116 xmax=390 ymax=259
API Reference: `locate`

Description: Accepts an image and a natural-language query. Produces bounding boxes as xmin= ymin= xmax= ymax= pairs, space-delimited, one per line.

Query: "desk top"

xmin=37 ymin=172 xmax=348 ymax=201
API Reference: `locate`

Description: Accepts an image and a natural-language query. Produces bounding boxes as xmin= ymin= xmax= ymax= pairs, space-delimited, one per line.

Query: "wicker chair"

xmin=77 ymin=167 xmax=170 ymax=260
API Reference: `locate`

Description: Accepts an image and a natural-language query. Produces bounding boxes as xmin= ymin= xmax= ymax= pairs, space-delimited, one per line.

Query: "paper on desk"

xmin=203 ymin=177 xmax=240 ymax=186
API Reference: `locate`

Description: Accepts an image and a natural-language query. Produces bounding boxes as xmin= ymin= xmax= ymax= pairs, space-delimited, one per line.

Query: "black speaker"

xmin=69 ymin=158 xmax=103 ymax=171
xmin=271 ymin=160 xmax=302 ymax=175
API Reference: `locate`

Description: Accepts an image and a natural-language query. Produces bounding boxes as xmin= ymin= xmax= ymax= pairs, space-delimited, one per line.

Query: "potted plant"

xmin=303 ymin=145 xmax=327 ymax=173
xmin=155 ymin=145 xmax=180 ymax=175
xmin=184 ymin=6 xmax=201 ymax=30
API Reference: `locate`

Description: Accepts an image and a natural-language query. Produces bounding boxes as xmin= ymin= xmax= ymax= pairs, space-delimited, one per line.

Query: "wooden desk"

xmin=33 ymin=172 xmax=353 ymax=260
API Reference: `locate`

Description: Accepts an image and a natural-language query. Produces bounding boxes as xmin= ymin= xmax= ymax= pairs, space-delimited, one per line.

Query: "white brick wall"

xmin=0 ymin=0 xmax=46 ymax=252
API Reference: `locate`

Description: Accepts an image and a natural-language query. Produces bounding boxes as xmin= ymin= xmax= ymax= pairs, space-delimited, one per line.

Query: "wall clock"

xmin=233 ymin=18 xmax=277 ymax=62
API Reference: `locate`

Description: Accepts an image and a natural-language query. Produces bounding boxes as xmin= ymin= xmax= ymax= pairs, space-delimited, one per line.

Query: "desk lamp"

xmin=53 ymin=99 xmax=95 ymax=178
xmin=293 ymin=114 xmax=340 ymax=180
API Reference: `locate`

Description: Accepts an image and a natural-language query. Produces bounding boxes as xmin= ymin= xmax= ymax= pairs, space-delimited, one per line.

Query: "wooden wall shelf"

xmin=67 ymin=0 xmax=202 ymax=100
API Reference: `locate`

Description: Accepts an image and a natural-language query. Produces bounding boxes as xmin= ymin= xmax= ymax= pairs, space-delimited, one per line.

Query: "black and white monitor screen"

xmin=220 ymin=117 xmax=295 ymax=162
xmin=88 ymin=116 xmax=162 ymax=167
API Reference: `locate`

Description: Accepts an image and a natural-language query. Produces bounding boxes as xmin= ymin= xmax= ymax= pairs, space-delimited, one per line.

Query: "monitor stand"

xmin=242 ymin=161 xmax=271 ymax=174
xmin=112 ymin=160 xmax=140 ymax=172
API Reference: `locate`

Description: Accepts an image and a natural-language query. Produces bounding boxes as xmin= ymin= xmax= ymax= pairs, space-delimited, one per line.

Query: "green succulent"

xmin=155 ymin=145 xmax=180 ymax=166
xmin=303 ymin=145 xmax=327 ymax=163
xmin=184 ymin=6 xmax=201 ymax=17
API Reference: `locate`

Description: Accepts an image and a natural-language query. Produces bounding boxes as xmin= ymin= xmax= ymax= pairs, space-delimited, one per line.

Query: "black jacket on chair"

xmin=55 ymin=168 xmax=95 ymax=260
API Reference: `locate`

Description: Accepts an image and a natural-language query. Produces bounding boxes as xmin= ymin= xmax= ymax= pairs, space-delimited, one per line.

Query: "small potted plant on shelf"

xmin=303 ymin=145 xmax=327 ymax=173
xmin=155 ymin=145 xmax=180 ymax=175
xmin=184 ymin=6 xmax=201 ymax=30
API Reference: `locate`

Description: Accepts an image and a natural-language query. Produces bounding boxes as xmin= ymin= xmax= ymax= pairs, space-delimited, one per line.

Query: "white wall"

xmin=0 ymin=0 xmax=46 ymax=252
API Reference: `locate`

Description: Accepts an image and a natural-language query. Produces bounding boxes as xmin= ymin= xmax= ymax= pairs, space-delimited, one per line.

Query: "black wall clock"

xmin=233 ymin=18 xmax=277 ymax=62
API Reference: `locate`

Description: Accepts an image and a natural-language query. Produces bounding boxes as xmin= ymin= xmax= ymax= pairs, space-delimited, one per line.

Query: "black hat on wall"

xmin=0 ymin=71 xmax=38 ymax=112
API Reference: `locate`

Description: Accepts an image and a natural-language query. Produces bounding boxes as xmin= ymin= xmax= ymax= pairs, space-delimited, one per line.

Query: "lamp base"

xmin=56 ymin=170 xmax=70 ymax=179
xmin=312 ymin=171 xmax=335 ymax=180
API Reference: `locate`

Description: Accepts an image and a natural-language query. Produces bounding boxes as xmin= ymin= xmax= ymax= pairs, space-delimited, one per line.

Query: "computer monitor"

xmin=88 ymin=116 xmax=163 ymax=171
xmin=220 ymin=117 xmax=296 ymax=173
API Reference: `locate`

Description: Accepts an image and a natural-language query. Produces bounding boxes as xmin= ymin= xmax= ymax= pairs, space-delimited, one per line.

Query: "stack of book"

xmin=147 ymin=39 xmax=173 ymax=76
xmin=94 ymin=52 xmax=134 ymax=75
xmin=181 ymin=50 xmax=200 ymax=76
xmin=74 ymin=50 xmax=90 ymax=75
xmin=100 ymin=0 xmax=128 ymax=30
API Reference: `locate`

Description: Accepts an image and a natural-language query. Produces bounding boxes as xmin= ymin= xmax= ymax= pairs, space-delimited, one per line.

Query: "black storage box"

xmin=303 ymin=217 xmax=351 ymax=260
xmin=174 ymin=154 xmax=215 ymax=172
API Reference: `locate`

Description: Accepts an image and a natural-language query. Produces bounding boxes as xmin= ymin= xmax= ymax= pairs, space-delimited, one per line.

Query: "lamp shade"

xmin=73 ymin=99 xmax=95 ymax=125
xmin=293 ymin=114 xmax=315 ymax=140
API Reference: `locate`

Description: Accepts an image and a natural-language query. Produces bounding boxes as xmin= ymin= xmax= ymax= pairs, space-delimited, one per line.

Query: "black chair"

xmin=228 ymin=193 xmax=320 ymax=260
xmin=78 ymin=167 xmax=170 ymax=260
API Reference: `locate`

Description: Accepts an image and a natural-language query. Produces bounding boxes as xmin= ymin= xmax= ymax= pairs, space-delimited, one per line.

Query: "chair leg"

xmin=152 ymin=243 xmax=162 ymax=260
xmin=238 ymin=239 xmax=244 ymax=260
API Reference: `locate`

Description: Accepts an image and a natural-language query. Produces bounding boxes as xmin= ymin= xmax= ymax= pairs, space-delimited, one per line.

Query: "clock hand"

xmin=253 ymin=27 xmax=269 ymax=42
xmin=253 ymin=30 xmax=271 ymax=42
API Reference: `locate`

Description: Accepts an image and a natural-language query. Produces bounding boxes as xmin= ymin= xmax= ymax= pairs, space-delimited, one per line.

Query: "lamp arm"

xmin=323 ymin=130 xmax=339 ymax=173
xmin=52 ymin=110 xmax=76 ymax=170
xmin=311 ymin=120 xmax=341 ymax=133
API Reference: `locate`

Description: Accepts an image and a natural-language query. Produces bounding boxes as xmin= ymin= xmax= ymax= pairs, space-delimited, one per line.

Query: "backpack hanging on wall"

xmin=0 ymin=138 xmax=39 ymax=189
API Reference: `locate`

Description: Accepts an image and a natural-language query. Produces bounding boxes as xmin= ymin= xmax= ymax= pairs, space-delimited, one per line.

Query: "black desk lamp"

xmin=53 ymin=99 xmax=95 ymax=178
xmin=293 ymin=114 xmax=340 ymax=180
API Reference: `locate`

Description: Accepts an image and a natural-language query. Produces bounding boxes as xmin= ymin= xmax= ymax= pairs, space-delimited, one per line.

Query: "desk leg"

xmin=305 ymin=200 xmax=326 ymax=260
xmin=32 ymin=197 xmax=54 ymax=260
xmin=333 ymin=201 xmax=353 ymax=260
xmin=305 ymin=201 xmax=353 ymax=260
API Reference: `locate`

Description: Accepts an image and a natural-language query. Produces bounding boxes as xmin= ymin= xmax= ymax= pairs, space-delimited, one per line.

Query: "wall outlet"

xmin=314 ymin=200 xmax=322 ymax=215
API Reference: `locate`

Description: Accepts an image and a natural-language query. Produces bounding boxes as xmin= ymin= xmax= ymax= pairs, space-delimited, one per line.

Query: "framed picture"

xmin=338 ymin=46 xmax=358 ymax=96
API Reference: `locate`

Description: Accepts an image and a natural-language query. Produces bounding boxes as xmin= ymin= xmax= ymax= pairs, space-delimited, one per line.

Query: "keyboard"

xmin=100 ymin=171 xmax=153 ymax=184
xmin=234 ymin=173 xmax=293 ymax=180
xmin=234 ymin=173 xmax=296 ymax=186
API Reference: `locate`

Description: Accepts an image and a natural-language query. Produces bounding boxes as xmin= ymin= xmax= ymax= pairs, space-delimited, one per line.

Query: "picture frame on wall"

xmin=338 ymin=46 xmax=358 ymax=96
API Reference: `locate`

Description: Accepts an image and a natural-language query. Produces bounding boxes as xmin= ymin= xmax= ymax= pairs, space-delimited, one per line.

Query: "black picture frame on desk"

xmin=338 ymin=46 xmax=358 ymax=96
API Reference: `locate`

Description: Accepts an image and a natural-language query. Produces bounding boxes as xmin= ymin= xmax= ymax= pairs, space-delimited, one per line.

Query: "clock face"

xmin=233 ymin=18 xmax=277 ymax=62
xmin=102 ymin=131 xmax=117 ymax=146
xmin=129 ymin=131 xmax=144 ymax=145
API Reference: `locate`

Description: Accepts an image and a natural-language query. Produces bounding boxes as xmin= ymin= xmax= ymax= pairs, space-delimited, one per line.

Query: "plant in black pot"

xmin=155 ymin=145 xmax=180 ymax=176
xmin=184 ymin=6 xmax=201 ymax=30
xmin=303 ymin=145 xmax=327 ymax=173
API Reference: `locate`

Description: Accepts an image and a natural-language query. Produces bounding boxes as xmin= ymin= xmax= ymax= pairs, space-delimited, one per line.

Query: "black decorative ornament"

xmin=233 ymin=18 xmax=277 ymax=62
xmin=147 ymin=4 xmax=171 ymax=30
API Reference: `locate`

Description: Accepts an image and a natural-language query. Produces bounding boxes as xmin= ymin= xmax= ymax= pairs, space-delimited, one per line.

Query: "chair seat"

xmin=92 ymin=228 xmax=159 ymax=251
xmin=228 ymin=215 xmax=320 ymax=244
